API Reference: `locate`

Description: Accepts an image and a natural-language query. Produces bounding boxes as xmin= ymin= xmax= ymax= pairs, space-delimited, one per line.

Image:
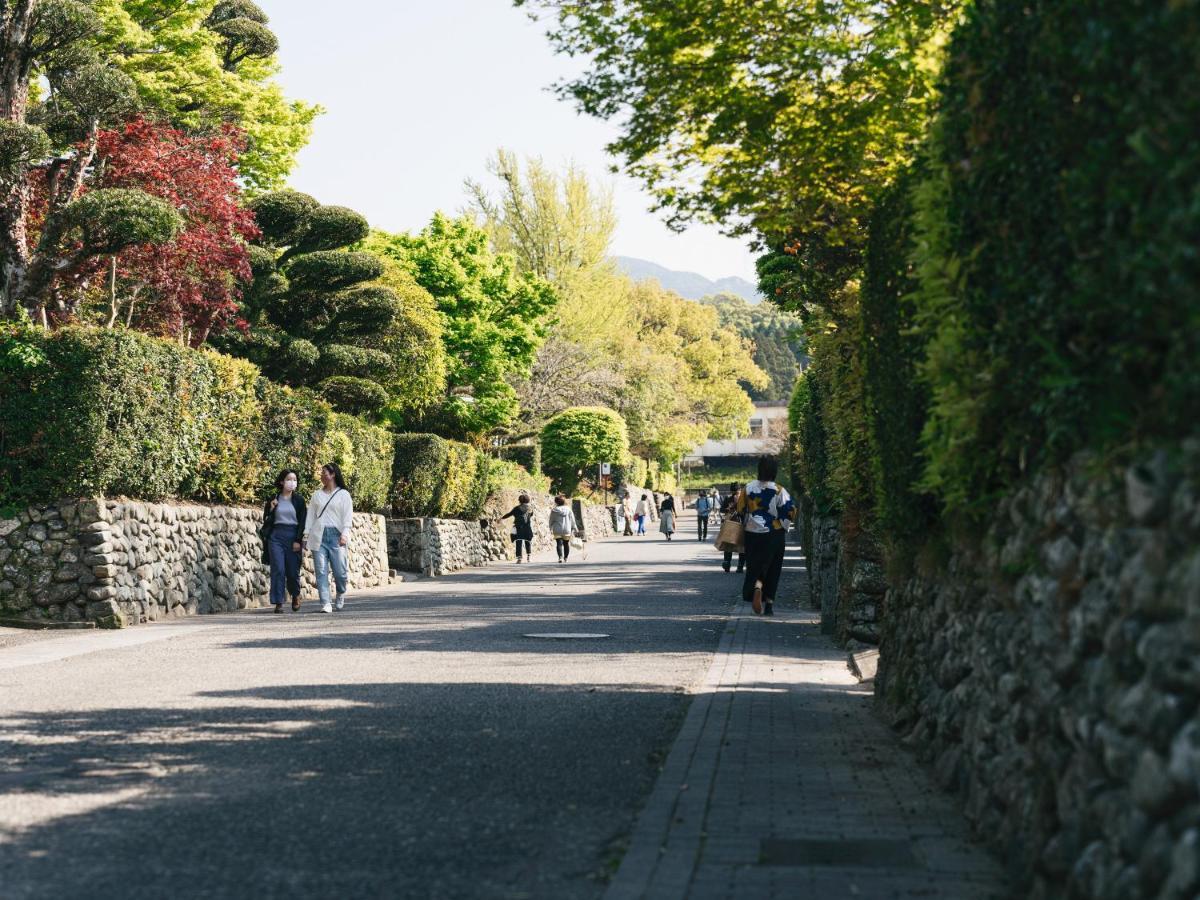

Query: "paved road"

xmin=0 ymin=521 xmax=736 ymax=899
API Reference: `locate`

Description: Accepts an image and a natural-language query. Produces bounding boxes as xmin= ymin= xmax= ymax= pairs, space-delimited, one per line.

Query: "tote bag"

xmin=714 ymin=516 xmax=744 ymax=554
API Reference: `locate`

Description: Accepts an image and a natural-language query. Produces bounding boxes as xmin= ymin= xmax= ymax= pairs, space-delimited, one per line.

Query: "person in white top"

xmin=303 ymin=462 xmax=354 ymax=613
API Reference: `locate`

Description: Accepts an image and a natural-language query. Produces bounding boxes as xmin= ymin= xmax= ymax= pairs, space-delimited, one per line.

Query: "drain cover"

xmin=759 ymin=838 xmax=920 ymax=868
xmin=524 ymin=633 xmax=610 ymax=640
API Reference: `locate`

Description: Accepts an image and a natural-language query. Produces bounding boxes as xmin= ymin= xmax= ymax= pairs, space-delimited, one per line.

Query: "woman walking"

xmin=549 ymin=495 xmax=578 ymax=563
xmin=621 ymin=492 xmax=635 ymax=536
xmin=720 ymin=481 xmax=745 ymax=574
xmin=262 ymin=469 xmax=307 ymax=613
xmin=303 ymin=463 xmax=353 ymax=614
xmin=502 ymin=494 xmax=536 ymax=563
xmin=634 ymin=493 xmax=651 ymax=535
xmin=658 ymin=492 xmax=677 ymax=541
xmin=737 ymin=458 xmax=796 ymax=616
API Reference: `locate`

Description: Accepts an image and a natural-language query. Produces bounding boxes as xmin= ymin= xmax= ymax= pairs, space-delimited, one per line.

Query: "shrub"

xmin=541 ymin=406 xmax=629 ymax=494
xmin=487 ymin=457 xmax=551 ymax=496
xmin=389 ymin=432 xmax=486 ymax=519
xmin=498 ymin=441 xmax=540 ymax=476
xmin=0 ymin=326 xmax=394 ymax=510
xmin=911 ymin=0 xmax=1200 ymax=515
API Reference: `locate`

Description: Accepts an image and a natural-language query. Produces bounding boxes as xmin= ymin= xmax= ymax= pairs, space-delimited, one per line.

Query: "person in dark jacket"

xmin=262 ymin=469 xmax=307 ymax=613
xmin=501 ymin=494 xmax=536 ymax=563
xmin=720 ymin=481 xmax=745 ymax=574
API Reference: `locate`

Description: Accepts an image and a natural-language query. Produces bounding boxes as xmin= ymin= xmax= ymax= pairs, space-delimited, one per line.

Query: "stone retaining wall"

xmin=386 ymin=492 xmax=617 ymax=576
xmin=876 ymin=447 xmax=1200 ymax=898
xmin=0 ymin=499 xmax=390 ymax=628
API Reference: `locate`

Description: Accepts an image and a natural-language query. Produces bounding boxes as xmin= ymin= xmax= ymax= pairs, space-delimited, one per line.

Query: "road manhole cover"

xmin=524 ymin=633 xmax=611 ymax=640
xmin=759 ymin=838 xmax=920 ymax=868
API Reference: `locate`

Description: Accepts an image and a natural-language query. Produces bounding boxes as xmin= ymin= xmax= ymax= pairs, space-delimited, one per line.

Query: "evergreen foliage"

xmin=0 ymin=325 xmax=392 ymax=509
xmin=540 ymin=406 xmax=629 ymax=494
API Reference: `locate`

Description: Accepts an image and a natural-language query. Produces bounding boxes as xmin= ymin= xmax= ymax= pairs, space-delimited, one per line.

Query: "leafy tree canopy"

xmin=541 ymin=405 xmax=629 ymax=492
xmin=94 ymin=0 xmax=319 ymax=191
xmin=517 ymin=0 xmax=955 ymax=247
xmin=366 ymin=214 xmax=558 ymax=442
xmin=700 ymin=293 xmax=805 ymax=401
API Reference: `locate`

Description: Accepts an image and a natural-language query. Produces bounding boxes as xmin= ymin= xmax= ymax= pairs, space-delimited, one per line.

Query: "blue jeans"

xmin=313 ymin=526 xmax=348 ymax=605
xmin=268 ymin=525 xmax=300 ymax=606
xmin=636 ymin=515 xmax=646 ymax=534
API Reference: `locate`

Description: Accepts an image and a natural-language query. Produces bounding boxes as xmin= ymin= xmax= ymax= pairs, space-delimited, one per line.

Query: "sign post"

xmin=600 ymin=462 xmax=612 ymax=505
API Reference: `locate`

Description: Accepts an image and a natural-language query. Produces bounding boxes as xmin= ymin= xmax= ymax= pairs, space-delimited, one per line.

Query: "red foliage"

xmin=89 ymin=118 xmax=259 ymax=343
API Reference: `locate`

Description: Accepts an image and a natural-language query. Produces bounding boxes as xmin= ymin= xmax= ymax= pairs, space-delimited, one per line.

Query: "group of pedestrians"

xmin=620 ymin=492 xmax=655 ymax=536
xmin=501 ymin=494 xmax=580 ymax=563
xmin=259 ymin=463 xmax=355 ymax=615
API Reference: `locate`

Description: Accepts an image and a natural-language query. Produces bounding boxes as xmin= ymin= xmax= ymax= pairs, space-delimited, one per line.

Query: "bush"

xmin=541 ymin=406 xmax=629 ymax=494
xmin=487 ymin=457 xmax=551 ymax=496
xmin=910 ymin=0 xmax=1200 ymax=515
xmin=390 ymin=432 xmax=487 ymax=519
xmin=0 ymin=326 xmax=394 ymax=510
xmin=498 ymin=441 xmax=540 ymax=476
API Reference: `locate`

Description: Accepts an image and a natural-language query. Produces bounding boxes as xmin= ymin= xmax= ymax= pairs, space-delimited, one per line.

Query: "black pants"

xmin=742 ymin=529 xmax=786 ymax=603
xmin=556 ymin=538 xmax=571 ymax=560
xmin=515 ymin=538 xmax=531 ymax=559
xmin=697 ymin=515 xmax=710 ymax=540
xmin=723 ymin=549 xmax=745 ymax=572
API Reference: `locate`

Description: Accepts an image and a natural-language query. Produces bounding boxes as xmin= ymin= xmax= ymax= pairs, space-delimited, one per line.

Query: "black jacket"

xmin=502 ymin=504 xmax=535 ymax=541
xmin=260 ymin=494 xmax=307 ymax=563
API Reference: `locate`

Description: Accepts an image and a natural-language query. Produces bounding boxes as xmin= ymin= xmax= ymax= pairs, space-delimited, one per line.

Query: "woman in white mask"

xmin=261 ymin=469 xmax=307 ymax=613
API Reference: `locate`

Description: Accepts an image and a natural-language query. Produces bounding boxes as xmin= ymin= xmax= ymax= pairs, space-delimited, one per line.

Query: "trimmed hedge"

xmin=909 ymin=0 xmax=1200 ymax=514
xmin=487 ymin=457 xmax=551 ymax=496
xmin=0 ymin=325 xmax=393 ymax=510
xmin=390 ymin=433 xmax=488 ymax=519
xmin=497 ymin=441 xmax=540 ymax=476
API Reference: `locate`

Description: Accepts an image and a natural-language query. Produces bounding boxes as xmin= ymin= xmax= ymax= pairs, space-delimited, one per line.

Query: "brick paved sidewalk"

xmin=606 ymin=601 xmax=1009 ymax=900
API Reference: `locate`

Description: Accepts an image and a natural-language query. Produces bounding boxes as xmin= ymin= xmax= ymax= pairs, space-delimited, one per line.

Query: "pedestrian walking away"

xmin=736 ymin=457 xmax=796 ymax=616
xmin=634 ymin=493 xmax=650 ymax=535
xmin=620 ymin=491 xmax=634 ymax=536
xmin=720 ymin=481 xmax=745 ymax=574
xmin=304 ymin=462 xmax=353 ymax=614
xmin=261 ymin=469 xmax=307 ymax=613
xmin=658 ymin=492 xmax=677 ymax=541
xmin=695 ymin=489 xmax=713 ymax=541
xmin=501 ymin=494 xmax=536 ymax=563
xmin=549 ymin=494 xmax=578 ymax=562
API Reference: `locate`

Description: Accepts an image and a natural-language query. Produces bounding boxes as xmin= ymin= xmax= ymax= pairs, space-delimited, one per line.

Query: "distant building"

xmin=684 ymin=401 xmax=789 ymax=464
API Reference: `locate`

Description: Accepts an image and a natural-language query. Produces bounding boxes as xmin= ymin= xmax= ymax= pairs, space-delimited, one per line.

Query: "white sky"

xmin=256 ymin=0 xmax=759 ymax=283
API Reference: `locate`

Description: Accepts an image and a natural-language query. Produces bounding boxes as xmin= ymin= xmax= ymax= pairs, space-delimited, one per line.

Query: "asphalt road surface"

xmin=0 ymin=518 xmax=736 ymax=899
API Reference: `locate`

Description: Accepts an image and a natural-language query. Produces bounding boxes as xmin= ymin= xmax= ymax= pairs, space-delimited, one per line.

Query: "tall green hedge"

xmin=498 ymin=441 xmax=540 ymax=476
xmin=910 ymin=0 xmax=1200 ymax=514
xmin=390 ymin=433 xmax=488 ymax=519
xmin=0 ymin=325 xmax=393 ymax=510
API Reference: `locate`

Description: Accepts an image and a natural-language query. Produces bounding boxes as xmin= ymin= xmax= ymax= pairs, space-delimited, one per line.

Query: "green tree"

xmin=219 ymin=190 xmax=444 ymax=418
xmin=517 ymin=0 xmax=956 ymax=246
xmin=94 ymin=0 xmax=319 ymax=191
xmin=701 ymin=293 xmax=805 ymax=401
xmin=366 ymin=214 xmax=558 ymax=442
xmin=0 ymin=0 xmax=183 ymax=320
xmin=540 ymin=405 xmax=629 ymax=493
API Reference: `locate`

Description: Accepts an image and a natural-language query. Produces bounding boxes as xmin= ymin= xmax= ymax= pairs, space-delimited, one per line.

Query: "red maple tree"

xmin=78 ymin=118 xmax=259 ymax=344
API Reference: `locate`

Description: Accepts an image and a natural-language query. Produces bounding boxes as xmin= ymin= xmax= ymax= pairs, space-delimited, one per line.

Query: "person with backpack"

xmin=695 ymin=490 xmax=713 ymax=541
xmin=736 ymin=457 xmax=797 ymax=616
xmin=501 ymin=494 xmax=536 ymax=563
xmin=303 ymin=462 xmax=353 ymax=614
xmin=549 ymin=494 xmax=578 ymax=562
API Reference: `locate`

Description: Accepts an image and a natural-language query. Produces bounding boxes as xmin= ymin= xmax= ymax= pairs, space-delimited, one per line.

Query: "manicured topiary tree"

xmin=540 ymin=406 xmax=629 ymax=494
xmin=221 ymin=190 xmax=445 ymax=418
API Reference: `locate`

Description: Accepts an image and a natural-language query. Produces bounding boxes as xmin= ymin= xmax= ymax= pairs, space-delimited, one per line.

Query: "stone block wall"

xmin=875 ymin=448 xmax=1200 ymax=898
xmin=0 ymin=499 xmax=390 ymax=628
xmin=386 ymin=492 xmax=617 ymax=576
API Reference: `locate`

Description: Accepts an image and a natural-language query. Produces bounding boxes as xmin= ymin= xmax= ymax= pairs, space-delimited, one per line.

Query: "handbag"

xmin=714 ymin=516 xmax=744 ymax=554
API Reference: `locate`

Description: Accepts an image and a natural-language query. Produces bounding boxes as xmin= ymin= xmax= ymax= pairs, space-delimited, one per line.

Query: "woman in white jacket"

xmin=303 ymin=463 xmax=353 ymax=613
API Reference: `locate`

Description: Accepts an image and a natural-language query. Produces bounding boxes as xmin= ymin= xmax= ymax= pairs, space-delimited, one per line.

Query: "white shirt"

xmin=304 ymin=488 xmax=354 ymax=551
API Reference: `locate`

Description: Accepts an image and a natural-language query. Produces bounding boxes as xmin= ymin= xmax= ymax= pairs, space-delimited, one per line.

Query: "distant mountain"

xmin=614 ymin=256 xmax=761 ymax=304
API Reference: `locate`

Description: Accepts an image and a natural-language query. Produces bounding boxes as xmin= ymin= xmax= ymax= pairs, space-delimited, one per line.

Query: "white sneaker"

xmin=335 ymin=596 xmax=345 ymax=611
xmin=321 ymin=603 xmax=333 ymax=614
